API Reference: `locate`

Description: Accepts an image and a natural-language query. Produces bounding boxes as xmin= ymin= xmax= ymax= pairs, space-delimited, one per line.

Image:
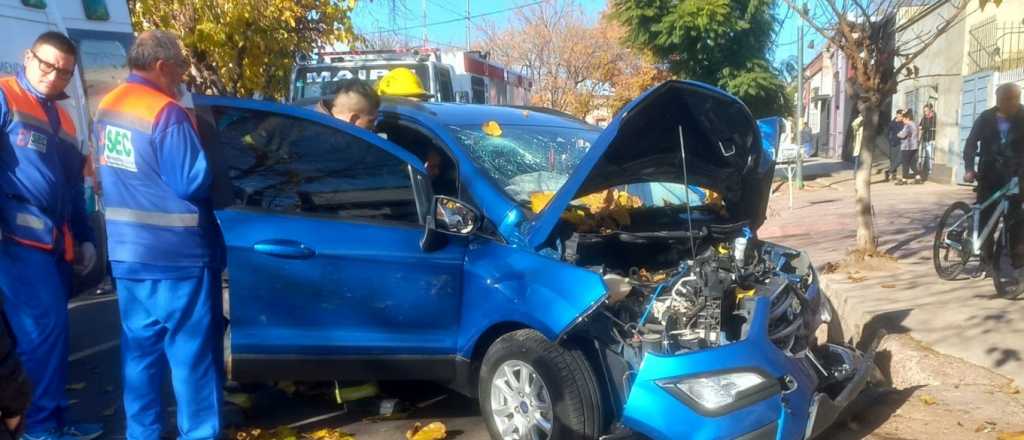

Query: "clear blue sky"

xmin=350 ymin=0 xmax=823 ymax=67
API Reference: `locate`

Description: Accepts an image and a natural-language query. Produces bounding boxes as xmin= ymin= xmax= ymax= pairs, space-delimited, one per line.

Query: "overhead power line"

xmin=366 ymin=0 xmax=546 ymax=35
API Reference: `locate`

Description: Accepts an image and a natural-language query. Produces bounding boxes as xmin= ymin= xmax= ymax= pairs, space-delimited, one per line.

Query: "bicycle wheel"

xmin=993 ymin=225 xmax=1024 ymax=299
xmin=933 ymin=201 xmax=972 ymax=280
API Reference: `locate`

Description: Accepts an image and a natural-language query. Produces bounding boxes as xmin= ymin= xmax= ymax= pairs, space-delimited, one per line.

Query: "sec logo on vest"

xmin=103 ymin=125 xmax=136 ymax=172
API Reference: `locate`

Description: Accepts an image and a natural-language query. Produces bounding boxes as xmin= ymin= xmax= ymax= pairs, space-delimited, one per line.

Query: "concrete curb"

xmin=818 ymin=273 xmax=1021 ymax=387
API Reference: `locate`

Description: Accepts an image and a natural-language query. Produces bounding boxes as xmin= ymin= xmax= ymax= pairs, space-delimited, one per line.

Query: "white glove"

xmin=75 ymin=241 xmax=97 ymax=275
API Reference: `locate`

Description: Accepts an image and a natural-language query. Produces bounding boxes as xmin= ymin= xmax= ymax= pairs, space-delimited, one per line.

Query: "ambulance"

xmin=290 ymin=48 xmax=532 ymax=106
xmin=1 ymin=0 xmax=134 ymax=290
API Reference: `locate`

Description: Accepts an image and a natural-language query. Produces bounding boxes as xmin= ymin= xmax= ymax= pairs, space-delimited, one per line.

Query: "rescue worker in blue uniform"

xmin=94 ymin=30 xmax=225 ymax=440
xmin=0 ymin=32 xmax=101 ymax=440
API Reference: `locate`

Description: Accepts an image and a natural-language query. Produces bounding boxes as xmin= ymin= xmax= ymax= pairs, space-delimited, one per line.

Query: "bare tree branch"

xmin=781 ymin=0 xmax=841 ymax=47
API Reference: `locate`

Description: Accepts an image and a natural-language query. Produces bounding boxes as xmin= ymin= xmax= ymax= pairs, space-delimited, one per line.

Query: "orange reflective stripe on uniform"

xmin=96 ymin=83 xmax=177 ymax=134
xmin=0 ymin=76 xmax=77 ymax=145
xmin=62 ymin=223 xmax=74 ymax=262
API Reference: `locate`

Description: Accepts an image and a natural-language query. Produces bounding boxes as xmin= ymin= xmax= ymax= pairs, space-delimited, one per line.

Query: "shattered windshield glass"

xmin=449 ymin=124 xmax=599 ymax=205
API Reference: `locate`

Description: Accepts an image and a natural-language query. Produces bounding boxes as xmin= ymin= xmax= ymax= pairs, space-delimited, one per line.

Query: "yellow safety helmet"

xmin=377 ymin=67 xmax=431 ymax=99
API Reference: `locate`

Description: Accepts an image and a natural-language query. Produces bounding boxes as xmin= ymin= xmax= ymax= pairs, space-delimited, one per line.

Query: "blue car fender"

xmin=456 ymin=239 xmax=607 ymax=358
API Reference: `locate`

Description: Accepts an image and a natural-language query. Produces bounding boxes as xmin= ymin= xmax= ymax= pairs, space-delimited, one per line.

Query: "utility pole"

xmin=422 ymin=0 xmax=428 ymax=47
xmin=795 ymin=25 xmax=805 ymax=189
xmin=466 ymin=0 xmax=471 ymax=48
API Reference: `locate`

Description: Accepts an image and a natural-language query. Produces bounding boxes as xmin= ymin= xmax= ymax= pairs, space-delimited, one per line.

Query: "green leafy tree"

xmin=128 ymin=0 xmax=358 ymax=99
xmin=610 ymin=0 xmax=792 ymax=117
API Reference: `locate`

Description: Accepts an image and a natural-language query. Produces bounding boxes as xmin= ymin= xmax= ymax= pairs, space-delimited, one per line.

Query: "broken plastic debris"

xmin=406 ymin=421 xmax=446 ymax=440
xmin=482 ymin=120 xmax=503 ymax=137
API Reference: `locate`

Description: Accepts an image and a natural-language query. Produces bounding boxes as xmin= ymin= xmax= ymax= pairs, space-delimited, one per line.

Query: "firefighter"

xmin=376 ymin=67 xmax=432 ymax=101
xmin=0 ymin=32 xmax=101 ymax=440
xmin=94 ymin=30 xmax=225 ymax=440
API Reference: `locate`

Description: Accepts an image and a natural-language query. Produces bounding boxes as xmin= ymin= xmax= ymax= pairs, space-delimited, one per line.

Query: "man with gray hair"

xmin=93 ymin=30 xmax=224 ymax=440
xmin=964 ymin=82 xmax=1024 ymax=271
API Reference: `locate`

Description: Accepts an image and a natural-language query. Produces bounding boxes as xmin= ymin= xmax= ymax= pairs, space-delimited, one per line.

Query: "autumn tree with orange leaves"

xmin=476 ymin=1 xmax=669 ymax=121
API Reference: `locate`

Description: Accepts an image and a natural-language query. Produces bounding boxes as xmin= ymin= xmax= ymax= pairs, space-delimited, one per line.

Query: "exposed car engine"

xmin=561 ymin=211 xmax=821 ymax=401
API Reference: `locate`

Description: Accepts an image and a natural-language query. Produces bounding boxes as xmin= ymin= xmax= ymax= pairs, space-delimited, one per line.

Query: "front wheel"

xmin=934 ymin=201 xmax=972 ymax=280
xmin=479 ymin=329 xmax=605 ymax=440
xmin=993 ymin=227 xmax=1024 ymax=299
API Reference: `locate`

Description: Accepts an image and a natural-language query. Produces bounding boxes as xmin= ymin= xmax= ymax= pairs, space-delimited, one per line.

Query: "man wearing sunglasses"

xmin=0 ymin=32 xmax=101 ymax=440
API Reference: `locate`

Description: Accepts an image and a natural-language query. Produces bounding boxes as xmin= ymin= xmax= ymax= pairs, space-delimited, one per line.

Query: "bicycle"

xmin=933 ymin=176 xmax=1024 ymax=299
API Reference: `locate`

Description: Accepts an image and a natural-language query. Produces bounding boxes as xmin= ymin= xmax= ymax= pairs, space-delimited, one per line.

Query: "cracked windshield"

xmin=449 ymin=123 xmax=598 ymax=208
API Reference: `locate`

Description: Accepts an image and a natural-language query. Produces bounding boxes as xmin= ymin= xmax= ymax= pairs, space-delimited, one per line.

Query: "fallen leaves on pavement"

xmin=232 ymin=427 xmax=356 ymax=440
xmin=406 ymin=422 xmax=446 ymax=440
xmin=308 ymin=428 xmax=355 ymax=440
xmin=918 ymin=394 xmax=937 ymax=406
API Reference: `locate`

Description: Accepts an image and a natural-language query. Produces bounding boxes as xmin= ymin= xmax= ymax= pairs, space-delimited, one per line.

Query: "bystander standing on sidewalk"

xmin=919 ymin=103 xmax=937 ymax=181
xmin=896 ymin=110 xmax=920 ymax=185
xmin=851 ymin=113 xmax=865 ymax=172
xmin=885 ymin=109 xmax=905 ymax=181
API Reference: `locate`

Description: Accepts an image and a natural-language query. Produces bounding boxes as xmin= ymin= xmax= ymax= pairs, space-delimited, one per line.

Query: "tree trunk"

xmin=855 ymin=103 xmax=880 ymax=253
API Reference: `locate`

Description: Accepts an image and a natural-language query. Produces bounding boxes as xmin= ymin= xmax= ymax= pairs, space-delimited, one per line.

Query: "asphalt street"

xmin=65 ymin=291 xmax=492 ymax=440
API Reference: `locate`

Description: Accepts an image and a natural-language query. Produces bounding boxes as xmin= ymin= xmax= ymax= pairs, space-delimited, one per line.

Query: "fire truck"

xmin=289 ymin=48 xmax=531 ymax=106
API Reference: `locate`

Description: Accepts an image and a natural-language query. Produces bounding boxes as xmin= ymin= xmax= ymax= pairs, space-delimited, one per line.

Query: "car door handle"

xmin=253 ymin=239 xmax=316 ymax=259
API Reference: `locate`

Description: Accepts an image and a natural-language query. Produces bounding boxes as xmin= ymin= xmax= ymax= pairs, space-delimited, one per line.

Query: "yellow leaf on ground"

xmin=306 ymin=428 xmax=354 ymax=440
xmin=919 ymin=394 xmax=937 ymax=405
xmin=997 ymin=432 xmax=1024 ymax=440
xmin=406 ymin=421 xmax=446 ymax=440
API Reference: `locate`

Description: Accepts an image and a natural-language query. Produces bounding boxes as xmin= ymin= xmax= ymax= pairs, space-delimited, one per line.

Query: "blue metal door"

xmin=957 ymin=71 xmax=994 ymax=181
xmin=196 ymin=97 xmax=465 ymax=362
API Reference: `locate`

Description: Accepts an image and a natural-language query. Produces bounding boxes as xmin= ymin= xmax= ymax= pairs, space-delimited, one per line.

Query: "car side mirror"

xmin=433 ymin=196 xmax=480 ymax=235
xmin=421 ymin=196 xmax=480 ymax=252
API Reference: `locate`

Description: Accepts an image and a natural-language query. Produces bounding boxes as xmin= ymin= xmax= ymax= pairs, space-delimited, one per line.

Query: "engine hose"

xmin=770 ymin=316 xmax=804 ymax=341
xmin=770 ymin=291 xmax=797 ymax=320
xmin=638 ymin=283 xmax=666 ymax=326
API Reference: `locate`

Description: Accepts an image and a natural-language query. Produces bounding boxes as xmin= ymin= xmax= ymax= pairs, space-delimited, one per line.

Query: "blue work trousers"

xmin=116 ymin=267 xmax=224 ymax=440
xmin=0 ymin=242 xmax=72 ymax=432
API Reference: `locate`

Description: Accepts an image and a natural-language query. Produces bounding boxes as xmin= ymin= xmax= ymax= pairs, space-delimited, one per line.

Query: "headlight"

xmin=658 ymin=370 xmax=780 ymax=416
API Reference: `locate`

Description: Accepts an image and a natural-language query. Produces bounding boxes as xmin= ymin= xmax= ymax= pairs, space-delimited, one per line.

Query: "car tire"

xmin=479 ymin=329 xmax=604 ymax=440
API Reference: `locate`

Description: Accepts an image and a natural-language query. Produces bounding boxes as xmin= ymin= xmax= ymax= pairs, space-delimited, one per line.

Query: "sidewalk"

xmin=758 ymin=164 xmax=1024 ymax=385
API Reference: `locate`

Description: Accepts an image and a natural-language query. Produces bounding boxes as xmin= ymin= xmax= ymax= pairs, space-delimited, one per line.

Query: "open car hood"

xmin=525 ymin=80 xmax=776 ymax=249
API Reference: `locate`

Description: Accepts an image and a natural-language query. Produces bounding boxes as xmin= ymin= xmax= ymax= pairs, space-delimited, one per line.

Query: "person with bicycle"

xmin=963 ymin=82 xmax=1024 ymax=271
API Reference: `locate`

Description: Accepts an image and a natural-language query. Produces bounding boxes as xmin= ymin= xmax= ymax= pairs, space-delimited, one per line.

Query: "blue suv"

xmin=190 ymin=81 xmax=875 ymax=440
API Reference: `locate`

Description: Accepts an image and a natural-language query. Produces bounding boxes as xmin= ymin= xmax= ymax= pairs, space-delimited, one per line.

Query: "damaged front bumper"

xmin=619 ymin=296 xmax=875 ymax=440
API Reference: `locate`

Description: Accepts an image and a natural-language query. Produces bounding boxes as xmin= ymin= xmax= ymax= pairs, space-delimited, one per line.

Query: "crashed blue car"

xmin=191 ymin=80 xmax=875 ymax=440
